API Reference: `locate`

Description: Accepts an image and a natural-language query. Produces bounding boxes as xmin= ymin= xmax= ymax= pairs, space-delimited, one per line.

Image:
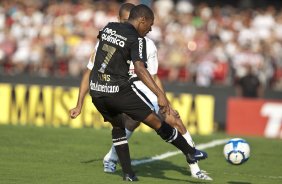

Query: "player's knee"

xmin=125 ymin=121 xmax=140 ymax=131
xmin=165 ymin=115 xmax=177 ymax=127
xmin=156 ymin=122 xmax=178 ymax=142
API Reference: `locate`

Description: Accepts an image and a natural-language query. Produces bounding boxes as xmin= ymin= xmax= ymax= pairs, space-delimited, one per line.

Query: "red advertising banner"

xmin=227 ymin=98 xmax=282 ymax=138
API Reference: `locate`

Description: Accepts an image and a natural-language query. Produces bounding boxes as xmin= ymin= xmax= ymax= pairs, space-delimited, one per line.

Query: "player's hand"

xmin=69 ymin=107 xmax=81 ymax=119
xmin=158 ymin=94 xmax=171 ymax=115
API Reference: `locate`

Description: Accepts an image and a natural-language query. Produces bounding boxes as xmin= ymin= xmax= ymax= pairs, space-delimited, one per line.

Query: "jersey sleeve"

xmin=145 ymin=38 xmax=158 ymax=75
xmin=86 ymin=41 xmax=99 ymax=70
xmin=130 ymin=37 xmax=147 ymax=65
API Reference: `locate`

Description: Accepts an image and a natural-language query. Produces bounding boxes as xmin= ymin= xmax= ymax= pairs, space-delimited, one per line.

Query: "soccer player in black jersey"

xmin=84 ymin=4 xmax=207 ymax=181
xmin=101 ymin=3 xmax=212 ymax=181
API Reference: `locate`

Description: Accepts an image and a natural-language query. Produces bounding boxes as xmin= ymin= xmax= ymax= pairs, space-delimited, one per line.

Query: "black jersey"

xmin=89 ymin=22 xmax=147 ymax=97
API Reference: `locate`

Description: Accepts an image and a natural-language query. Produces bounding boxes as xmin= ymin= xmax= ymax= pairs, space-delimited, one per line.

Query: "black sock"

xmin=156 ymin=122 xmax=196 ymax=155
xmin=112 ymin=127 xmax=134 ymax=175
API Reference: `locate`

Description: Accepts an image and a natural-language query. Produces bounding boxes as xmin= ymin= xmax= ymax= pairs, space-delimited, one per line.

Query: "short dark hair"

xmin=119 ymin=3 xmax=135 ymax=18
xmin=128 ymin=4 xmax=154 ymax=21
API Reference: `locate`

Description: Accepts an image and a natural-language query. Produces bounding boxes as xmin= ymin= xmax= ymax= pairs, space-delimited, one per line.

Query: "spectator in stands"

xmin=235 ymin=64 xmax=263 ymax=98
xmin=0 ymin=0 xmax=282 ymax=90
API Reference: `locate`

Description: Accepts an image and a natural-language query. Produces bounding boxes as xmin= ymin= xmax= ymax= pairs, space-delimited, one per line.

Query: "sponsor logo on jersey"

xmin=90 ymin=80 xmax=119 ymax=93
xmin=138 ymin=38 xmax=143 ymax=59
xmin=102 ymin=28 xmax=127 ymax=47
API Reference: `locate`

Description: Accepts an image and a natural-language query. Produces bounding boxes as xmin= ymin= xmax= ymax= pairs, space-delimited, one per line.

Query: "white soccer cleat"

xmin=192 ymin=171 xmax=213 ymax=181
xmin=103 ymin=159 xmax=117 ymax=173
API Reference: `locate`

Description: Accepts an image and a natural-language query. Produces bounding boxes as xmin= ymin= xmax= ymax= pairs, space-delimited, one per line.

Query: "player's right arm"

xmin=70 ymin=42 xmax=99 ymax=119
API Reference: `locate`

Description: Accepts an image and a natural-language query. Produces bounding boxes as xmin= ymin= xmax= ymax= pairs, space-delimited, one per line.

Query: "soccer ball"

xmin=223 ymin=138 xmax=250 ymax=165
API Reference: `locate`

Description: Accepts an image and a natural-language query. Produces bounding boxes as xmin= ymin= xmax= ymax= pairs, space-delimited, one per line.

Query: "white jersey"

xmin=128 ymin=37 xmax=158 ymax=76
xmin=86 ymin=37 xmax=159 ymax=113
xmin=86 ymin=42 xmax=99 ymax=70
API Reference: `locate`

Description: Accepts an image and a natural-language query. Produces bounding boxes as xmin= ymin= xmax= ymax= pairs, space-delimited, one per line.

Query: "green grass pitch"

xmin=0 ymin=125 xmax=282 ymax=184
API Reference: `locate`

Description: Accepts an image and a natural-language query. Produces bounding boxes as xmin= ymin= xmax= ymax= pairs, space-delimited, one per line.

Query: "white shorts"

xmin=133 ymin=80 xmax=159 ymax=113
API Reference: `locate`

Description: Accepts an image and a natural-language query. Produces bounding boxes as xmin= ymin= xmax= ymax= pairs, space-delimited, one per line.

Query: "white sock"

xmin=125 ymin=128 xmax=133 ymax=139
xmin=103 ymin=145 xmax=118 ymax=161
xmin=189 ymin=162 xmax=201 ymax=176
xmin=182 ymin=131 xmax=195 ymax=148
xmin=182 ymin=131 xmax=202 ymax=175
xmin=104 ymin=129 xmax=133 ymax=162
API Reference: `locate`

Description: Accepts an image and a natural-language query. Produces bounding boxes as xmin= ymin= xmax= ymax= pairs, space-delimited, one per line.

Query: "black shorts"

xmin=91 ymin=83 xmax=153 ymax=124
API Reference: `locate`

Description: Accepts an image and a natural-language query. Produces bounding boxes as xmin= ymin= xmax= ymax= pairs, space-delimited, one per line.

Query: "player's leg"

xmin=110 ymin=114 xmax=137 ymax=181
xmin=132 ymin=81 xmax=197 ymax=150
xmin=132 ymin=81 xmax=211 ymax=180
xmin=142 ymin=112 xmax=198 ymax=163
xmin=128 ymin=82 xmax=203 ymax=163
xmin=164 ymin=112 xmax=199 ymax=153
xmin=163 ymin=111 xmax=212 ymax=180
xmin=136 ymin=81 xmax=208 ymax=161
xmin=91 ymin=96 xmax=137 ymax=181
xmin=144 ymin=112 xmax=212 ymax=180
xmin=103 ymin=114 xmax=140 ymax=173
xmin=109 ymin=85 xmax=204 ymax=180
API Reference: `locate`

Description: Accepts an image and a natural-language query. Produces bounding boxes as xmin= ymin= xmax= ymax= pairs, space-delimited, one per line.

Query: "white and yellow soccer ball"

xmin=223 ymin=138 xmax=250 ymax=165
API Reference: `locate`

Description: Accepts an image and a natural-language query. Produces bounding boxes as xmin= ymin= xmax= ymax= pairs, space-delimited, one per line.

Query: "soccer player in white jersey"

xmin=69 ymin=3 xmax=212 ymax=181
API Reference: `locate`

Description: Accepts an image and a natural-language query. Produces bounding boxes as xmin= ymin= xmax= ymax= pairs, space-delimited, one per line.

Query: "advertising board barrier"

xmin=0 ymin=83 xmax=215 ymax=135
xmin=227 ymin=98 xmax=282 ymax=138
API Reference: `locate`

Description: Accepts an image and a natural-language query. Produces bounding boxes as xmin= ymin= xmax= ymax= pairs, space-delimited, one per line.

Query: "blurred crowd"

xmin=1 ymin=0 xmax=282 ymax=90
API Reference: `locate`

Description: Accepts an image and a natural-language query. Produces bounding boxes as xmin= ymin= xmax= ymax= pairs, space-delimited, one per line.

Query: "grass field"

xmin=0 ymin=125 xmax=282 ymax=184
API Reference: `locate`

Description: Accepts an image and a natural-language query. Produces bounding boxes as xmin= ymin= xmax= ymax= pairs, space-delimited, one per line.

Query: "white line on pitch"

xmin=131 ymin=138 xmax=229 ymax=166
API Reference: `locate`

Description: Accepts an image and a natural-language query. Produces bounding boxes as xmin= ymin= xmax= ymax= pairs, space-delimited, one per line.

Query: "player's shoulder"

xmin=144 ymin=37 xmax=154 ymax=44
xmin=105 ymin=22 xmax=136 ymax=31
xmin=102 ymin=22 xmax=137 ymax=40
xmin=107 ymin=22 xmax=119 ymax=26
xmin=99 ymin=22 xmax=118 ymax=35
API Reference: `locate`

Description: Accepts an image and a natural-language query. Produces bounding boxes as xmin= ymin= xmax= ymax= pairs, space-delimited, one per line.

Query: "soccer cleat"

xmin=103 ymin=159 xmax=117 ymax=173
xmin=192 ymin=171 xmax=213 ymax=181
xmin=186 ymin=149 xmax=208 ymax=164
xmin=194 ymin=149 xmax=208 ymax=161
xmin=123 ymin=173 xmax=139 ymax=181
